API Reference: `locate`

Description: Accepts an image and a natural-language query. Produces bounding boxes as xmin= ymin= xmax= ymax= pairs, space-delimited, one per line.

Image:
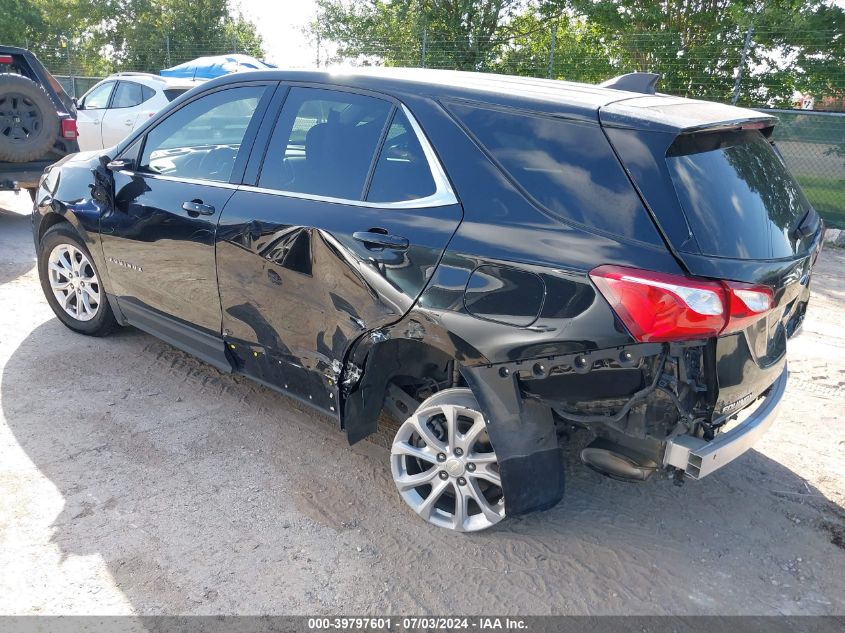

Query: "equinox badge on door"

xmin=107 ymin=256 xmax=143 ymax=272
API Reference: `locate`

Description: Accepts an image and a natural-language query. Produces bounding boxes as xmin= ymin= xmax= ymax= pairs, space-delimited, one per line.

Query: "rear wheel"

xmin=37 ymin=224 xmax=117 ymax=336
xmin=390 ymin=388 xmax=505 ymax=532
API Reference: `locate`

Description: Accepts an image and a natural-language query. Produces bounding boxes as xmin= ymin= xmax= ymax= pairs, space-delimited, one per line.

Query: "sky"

xmin=236 ymin=0 xmax=320 ymax=68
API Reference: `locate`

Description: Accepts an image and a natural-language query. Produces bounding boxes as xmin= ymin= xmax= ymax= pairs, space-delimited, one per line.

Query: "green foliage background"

xmin=0 ymin=0 xmax=265 ymax=75
xmin=310 ymin=0 xmax=845 ymax=109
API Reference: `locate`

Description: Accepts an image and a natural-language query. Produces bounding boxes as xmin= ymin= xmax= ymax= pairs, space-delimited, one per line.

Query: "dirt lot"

xmin=1 ymin=190 xmax=844 ymax=615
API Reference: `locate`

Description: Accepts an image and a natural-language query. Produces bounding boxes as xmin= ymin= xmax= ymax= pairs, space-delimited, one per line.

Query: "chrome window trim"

xmin=118 ymin=171 xmax=241 ymax=190
xmin=245 ymin=103 xmax=458 ymax=210
xmin=395 ymin=103 xmax=457 ymax=207
xmin=118 ymin=104 xmax=457 ymax=208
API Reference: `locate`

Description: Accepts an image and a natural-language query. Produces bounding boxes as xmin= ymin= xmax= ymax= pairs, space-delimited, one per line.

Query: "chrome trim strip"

xmin=116 ymin=105 xmax=457 ymax=209
xmin=237 ymin=183 xmax=455 ymax=209
xmin=398 ymin=103 xmax=458 ymax=206
xmin=663 ymin=365 xmax=788 ymax=479
xmin=118 ymin=171 xmax=241 ymax=190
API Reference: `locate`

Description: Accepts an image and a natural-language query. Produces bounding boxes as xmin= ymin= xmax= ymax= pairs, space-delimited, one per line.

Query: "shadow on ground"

xmin=0 ymin=207 xmax=35 ymax=285
xmin=3 ymin=317 xmax=845 ymax=615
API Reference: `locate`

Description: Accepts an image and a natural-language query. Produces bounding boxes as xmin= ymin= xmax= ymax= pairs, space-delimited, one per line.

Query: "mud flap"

xmin=462 ymin=365 xmax=565 ymax=516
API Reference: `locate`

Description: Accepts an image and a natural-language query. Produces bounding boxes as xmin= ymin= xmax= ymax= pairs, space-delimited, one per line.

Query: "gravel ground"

xmin=1 ymin=190 xmax=843 ymax=615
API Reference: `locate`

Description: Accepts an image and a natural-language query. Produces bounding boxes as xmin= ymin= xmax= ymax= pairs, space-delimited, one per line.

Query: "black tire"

xmin=37 ymin=223 xmax=118 ymax=337
xmin=0 ymin=73 xmax=60 ymax=163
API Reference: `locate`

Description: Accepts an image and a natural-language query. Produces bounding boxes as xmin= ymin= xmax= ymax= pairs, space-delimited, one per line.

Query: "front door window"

xmin=139 ymin=86 xmax=265 ymax=183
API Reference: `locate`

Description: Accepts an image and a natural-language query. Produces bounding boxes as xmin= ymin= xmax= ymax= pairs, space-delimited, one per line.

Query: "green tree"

xmin=113 ymin=0 xmax=266 ymax=72
xmin=562 ymin=0 xmax=845 ymax=106
xmin=0 ymin=0 xmax=46 ymax=47
xmin=311 ymin=0 xmax=563 ymax=70
xmin=491 ymin=12 xmax=619 ymax=82
xmin=1 ymin=0 xmax=264 ymax=76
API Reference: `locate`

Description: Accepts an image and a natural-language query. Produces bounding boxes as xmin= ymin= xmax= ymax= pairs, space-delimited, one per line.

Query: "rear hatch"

xmin=600 ymin=96 xmax=823 ymax=418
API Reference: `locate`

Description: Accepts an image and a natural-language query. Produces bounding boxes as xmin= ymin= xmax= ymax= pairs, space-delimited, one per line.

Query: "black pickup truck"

xmin=1 ymin=45 xmax=79 ymax=199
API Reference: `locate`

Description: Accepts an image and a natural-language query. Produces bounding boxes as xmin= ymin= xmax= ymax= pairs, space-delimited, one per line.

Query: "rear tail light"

xmin=590 ymin=265 xmax=774 ymax=343
xmin=723 ymin=283 xmax=775 ymax=334
xmin=0 ymin=55 xmax=14 ymax=64
xmin=60 ymin=118 xmax=78 ymax=140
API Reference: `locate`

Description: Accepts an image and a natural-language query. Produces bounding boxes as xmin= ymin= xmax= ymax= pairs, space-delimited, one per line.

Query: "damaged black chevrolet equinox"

xmin=33 ymin=69 xmax=822 ymax=531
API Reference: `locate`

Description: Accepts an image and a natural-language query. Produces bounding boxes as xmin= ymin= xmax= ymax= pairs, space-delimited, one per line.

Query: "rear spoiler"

xmin=599 ymin=94 xmax=778 ymax=135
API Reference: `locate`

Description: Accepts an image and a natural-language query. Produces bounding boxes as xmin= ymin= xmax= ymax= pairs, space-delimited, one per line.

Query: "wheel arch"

xmin=341 ymin=334 xmax=465 ymax=445
xmin=36 ymin=211 xmax=73 ymax=244
xmin=341 ymin=309 xmax=566 ymax=517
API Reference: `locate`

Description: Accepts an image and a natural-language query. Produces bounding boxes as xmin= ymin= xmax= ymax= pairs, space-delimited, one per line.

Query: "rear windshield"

xmin=164 ymin=88 xmax=189 ymax=102
xmin=666 ymin=130 xmax=811 ymax=259
xmin=447 ymin=102 xmax=662 ymax=245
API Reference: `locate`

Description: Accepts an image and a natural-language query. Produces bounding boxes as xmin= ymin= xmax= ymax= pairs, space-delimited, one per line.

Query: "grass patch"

xmin=795 ymin=175 xmax=845 ymax=229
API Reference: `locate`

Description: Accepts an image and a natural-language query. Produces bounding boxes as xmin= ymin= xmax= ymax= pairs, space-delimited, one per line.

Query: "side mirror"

xmin=74 ymin=97 xmax=82 ymax=110
xmin=106 ymin=158 xmax=133 ymax=172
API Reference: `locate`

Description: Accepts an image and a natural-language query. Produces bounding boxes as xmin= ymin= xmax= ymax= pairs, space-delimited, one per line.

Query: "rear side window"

xmin=666 ymin=130 xmax=812 ymax=259
xmin=447 ymin=102 xmax=661 ymax=244
xmin=258 ymin=87 xmax=392 ymax=200
xmin=366 ymin=110 xmax=436 ymax=202
xmin=164 ymin=88 xmax=188 ymax=102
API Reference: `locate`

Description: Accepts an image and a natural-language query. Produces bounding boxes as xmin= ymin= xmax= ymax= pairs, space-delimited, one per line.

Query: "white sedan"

xmin=75 ymin=73 xmax=202 ymax=151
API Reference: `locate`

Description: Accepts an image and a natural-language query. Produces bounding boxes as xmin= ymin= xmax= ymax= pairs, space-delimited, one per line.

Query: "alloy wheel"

xmin=391 ymin=388 xmax=504 ymax=532
xmin=47 ymin=243 xmax=101 ymax=322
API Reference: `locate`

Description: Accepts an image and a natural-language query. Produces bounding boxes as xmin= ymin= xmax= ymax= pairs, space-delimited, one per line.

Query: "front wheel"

xmin=37 ymin=223 xmax=117 ymax=336
xmin=390 ymin=388 xmax=505 ymax=532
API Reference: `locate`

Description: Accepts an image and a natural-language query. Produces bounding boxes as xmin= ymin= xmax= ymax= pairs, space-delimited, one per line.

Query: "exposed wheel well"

xmin=342 ymin=338 xmax=461 ymax=444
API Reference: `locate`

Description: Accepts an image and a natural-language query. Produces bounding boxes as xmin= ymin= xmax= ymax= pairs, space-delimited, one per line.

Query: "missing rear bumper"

xmin=663 ymin=365 xmax=787 ymax=479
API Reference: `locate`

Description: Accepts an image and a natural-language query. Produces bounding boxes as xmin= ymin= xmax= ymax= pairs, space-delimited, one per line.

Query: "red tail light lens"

xmin=723 ymin=283 xmax=774 ymax=334
xmin=590 ymin=265 xmax=774 ymax=342
xmin=0 ymin=55 xmax=14 ymax=64
xmin=61 ymin=118 xmax=78 ymax=140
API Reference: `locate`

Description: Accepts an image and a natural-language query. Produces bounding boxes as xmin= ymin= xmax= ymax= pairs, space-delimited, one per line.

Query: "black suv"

xmin=1 ymin=45 xmax=79 ymax=198
xmin=32 ymin=69 xmax=822 ymax=532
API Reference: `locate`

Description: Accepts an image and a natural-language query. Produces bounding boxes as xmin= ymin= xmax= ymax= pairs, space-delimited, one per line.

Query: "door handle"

xmin=353 ymin=230 xmax=409 ymax=250
xmin=182 ymin=200 xmax=216 ymax=217
xmin=124 ymin=119 xmax=133 ymax=126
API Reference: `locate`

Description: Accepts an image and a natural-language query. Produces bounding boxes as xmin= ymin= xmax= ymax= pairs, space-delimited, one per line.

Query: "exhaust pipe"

xmin=580 ymin=438 xmax=658 ymax=482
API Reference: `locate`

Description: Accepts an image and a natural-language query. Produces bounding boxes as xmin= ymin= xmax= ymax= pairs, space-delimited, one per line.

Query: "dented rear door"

xmin=216 ymin=86 xmax=462 ymax=415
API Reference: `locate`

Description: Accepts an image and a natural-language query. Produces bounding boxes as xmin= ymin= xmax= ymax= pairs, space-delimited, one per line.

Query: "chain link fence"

xmin=53 ymin=76 xmax=102 ymax=99
xmin=767 ymin=110 xmax=845 ymax=228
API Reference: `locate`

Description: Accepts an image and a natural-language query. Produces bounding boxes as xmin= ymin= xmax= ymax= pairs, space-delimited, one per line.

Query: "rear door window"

xmin=258 ymin=87 xmax=392 ymax=200
xmin=666 ymin=130 xmax=812 ymax=259
xmin=447 ymin=102 xmax=661 ymax=244
xmin=111 ymin=81 xmax=149 ymax=108
xmin=366 ymin=109 xmax=436 ymax=202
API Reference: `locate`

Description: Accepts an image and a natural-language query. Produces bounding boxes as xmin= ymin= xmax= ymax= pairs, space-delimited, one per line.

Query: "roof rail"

xmin=599 ymin=72 xmax=660 ymax=95
xmin=112 ymin=72 xmax=164 ymax=80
